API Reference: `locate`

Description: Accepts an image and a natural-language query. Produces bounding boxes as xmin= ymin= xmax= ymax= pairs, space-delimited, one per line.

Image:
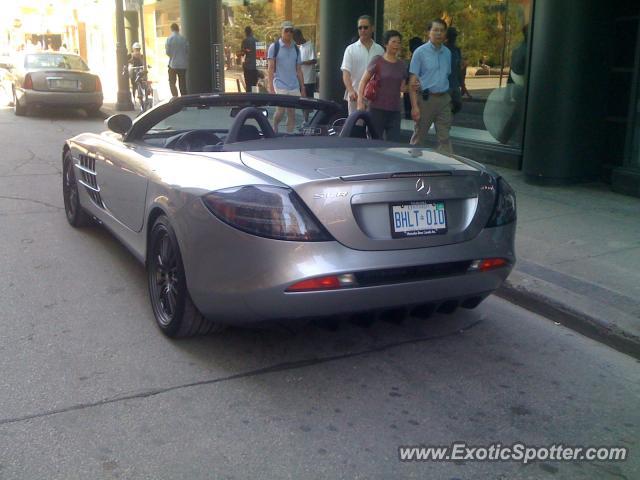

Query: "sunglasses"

xmin=358 ymin=25 xmax=370 ymax=30
xmin=283 ymin=28 xmax=293 ymax=33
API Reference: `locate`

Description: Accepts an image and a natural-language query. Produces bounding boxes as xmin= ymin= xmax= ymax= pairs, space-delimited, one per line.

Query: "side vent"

xmin=77 ymin=154 xmax=104 ymax=208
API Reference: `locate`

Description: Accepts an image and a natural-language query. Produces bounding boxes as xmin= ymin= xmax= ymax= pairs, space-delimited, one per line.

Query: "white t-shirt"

xmin=340 ymin=39 xmax=385 ymax=100
xmin=299 ymin=41 xmax=317 ymax=85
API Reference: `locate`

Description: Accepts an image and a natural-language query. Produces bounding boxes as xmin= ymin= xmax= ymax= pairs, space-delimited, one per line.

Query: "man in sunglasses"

xmin=341 ymin=15 xmax=384 ymax=114
xmin=268 ymin=21 xmax=306 ymax=133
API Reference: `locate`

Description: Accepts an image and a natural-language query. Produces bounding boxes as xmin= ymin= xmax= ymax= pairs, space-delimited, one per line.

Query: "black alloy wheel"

xmin=147 ymin=215 xmax=223 ymax=337
xmin=62 ymin=152 xmax=91 ymax=227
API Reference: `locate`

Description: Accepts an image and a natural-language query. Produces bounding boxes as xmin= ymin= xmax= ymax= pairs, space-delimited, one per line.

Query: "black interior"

xmin=225 ymin=106 xmax=276 ymax=144
xmin=136 ymin=98 xmax=368 ymax=152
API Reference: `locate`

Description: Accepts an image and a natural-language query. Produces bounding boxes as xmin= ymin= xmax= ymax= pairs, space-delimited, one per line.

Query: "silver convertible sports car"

xmin=62 ymin=93 xmax=516 ymax=337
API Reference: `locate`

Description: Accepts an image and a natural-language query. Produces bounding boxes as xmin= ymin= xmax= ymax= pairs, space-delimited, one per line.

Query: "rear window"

xmin=25 ymin=54 xmax=89 ymax=71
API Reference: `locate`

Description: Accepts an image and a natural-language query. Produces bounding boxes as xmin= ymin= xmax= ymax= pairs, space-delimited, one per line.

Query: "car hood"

xmin=240 ymin=147 xmax=480 ymax=185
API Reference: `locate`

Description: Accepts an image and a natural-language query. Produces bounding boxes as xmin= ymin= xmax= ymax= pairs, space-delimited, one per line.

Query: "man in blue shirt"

xmin=409 ymin=19 xmax=453 ymax=154
xmin=165 ymin=23 xmax=189 ymax=96
xmin=267 ymin=21 xmax=306 ymax=133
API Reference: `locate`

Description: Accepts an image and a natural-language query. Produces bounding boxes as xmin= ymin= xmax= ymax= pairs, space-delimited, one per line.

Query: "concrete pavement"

xmin=98 ymin=101 xmax=640 ymax=357
xmin=495 ymin=166 xmax=640 ymax=358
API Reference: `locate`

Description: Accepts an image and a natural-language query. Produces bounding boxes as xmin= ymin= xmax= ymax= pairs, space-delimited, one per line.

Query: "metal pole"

xmin=498 ymin=0 xmax=509 ymax=88
xmin=115 ymin=0 xmax=134 ymax=110
xmin=209 ymin=0 xmax=224 ymax=92
xmin=139 ymin=3 xmax=147 ymax=71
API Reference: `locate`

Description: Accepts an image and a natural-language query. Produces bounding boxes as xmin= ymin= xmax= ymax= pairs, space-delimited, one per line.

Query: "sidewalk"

xmin=494 ymin=166 xmax=640 ymax=358
xmin=96 ymin=101 xmax=640 ymax=357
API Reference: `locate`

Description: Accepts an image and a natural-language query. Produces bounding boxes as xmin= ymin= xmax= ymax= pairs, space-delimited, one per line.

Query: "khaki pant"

xmin=411 ymin=92 xmax=453 ymax=154
xmin=274 ymin=87 xmax=301 ymax=133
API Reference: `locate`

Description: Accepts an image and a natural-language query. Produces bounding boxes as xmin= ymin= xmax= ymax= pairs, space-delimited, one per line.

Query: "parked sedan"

xmin=62 ymin=93 xmax=516 ymax=337
xmin=9 ymin=52 xmax=103 ymax=116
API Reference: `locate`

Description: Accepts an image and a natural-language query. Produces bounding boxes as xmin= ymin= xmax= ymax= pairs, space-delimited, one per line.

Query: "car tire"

xmin=13 ymin=89 xmax=26 ymax=116
xmin=62 ymin=151 xmax=92 ymax=227
xmin=147 ymin=215 xmax=225 ymax=338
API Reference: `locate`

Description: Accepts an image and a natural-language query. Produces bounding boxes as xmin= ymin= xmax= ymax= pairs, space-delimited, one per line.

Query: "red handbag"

xmin=364 ymin=57 xmax=381 ymax=102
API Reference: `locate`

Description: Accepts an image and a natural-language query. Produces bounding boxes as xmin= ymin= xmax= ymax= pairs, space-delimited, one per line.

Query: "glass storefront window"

xmin=384 ymin=0 xmax=532 ymax=149
xmin=632 ymin=97 xmax=640 ymax=169
xmin=139 ymin=0 xmax=180 ymax=96
xmin=222 ymin=0 xmax=320 ymax=93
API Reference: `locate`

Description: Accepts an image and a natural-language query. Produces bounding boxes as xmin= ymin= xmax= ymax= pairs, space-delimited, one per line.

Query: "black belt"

xmin=422 ymin=91 xmax=447 ymax=100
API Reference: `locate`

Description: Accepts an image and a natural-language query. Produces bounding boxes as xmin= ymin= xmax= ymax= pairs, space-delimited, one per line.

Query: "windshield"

xmin=25 ymin=54 xmax=89 ymax=71
xmin=148 ymin=104 xmax=323 ymax=135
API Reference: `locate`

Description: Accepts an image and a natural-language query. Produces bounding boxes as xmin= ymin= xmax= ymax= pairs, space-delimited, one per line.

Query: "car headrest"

xmin=237 ymin=124 xmax=262 ymax=142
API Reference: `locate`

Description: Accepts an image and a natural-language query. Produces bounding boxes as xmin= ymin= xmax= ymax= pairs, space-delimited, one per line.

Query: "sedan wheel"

xmin=13 ymin=89 xmax=26 ymax=116
xmin=62 ymin=152 xmax=91 ymax=227
xmin=147 ymin=215 xmax=224 ymax=337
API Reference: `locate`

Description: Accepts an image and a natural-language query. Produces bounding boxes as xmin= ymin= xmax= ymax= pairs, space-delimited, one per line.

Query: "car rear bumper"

xmin=179 ymin=201 xmax=516 ymax=325
xmin=18 ymin=88 xmax=103 ymax=108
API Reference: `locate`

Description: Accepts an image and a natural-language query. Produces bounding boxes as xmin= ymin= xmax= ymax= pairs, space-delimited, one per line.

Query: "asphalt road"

xmin=0 ymin=106 xmax=638 ymax=480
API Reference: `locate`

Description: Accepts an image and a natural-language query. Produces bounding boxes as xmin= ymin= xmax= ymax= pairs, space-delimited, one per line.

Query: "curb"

xmin=497 ymin=270 xmax=640 ymax=360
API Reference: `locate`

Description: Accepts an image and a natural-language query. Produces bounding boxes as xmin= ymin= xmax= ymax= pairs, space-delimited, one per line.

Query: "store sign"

xmin=212 ymin=43 xmax=224 ymax=92
xmin=256 ymin=41 xmax=267 ymax=69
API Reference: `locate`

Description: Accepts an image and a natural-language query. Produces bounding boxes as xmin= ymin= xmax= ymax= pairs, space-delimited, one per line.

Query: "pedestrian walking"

xmin=356 ymin=30 xmax=407 ymax=142
xmin=403 ymin=37 xmax=424 ymax=119
xmin=267 ymin=21 xmax=306 ymax=133
xmin=409 ymin=19 xmax=453 ymax=154
xmin=341 ymin=15 xmax=384 ymax=115
xmin=165 ymin=23 xmax=188 ymax=96
xmin=241 ymin=26 xmax=258 ymax=92
xmin=293 ymin=28 xmax=317 ymax=121
xmin=445 ymin=27 xmax=463 ymax=114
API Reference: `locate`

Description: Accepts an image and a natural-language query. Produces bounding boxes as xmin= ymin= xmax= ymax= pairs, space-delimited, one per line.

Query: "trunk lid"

xmin=241 ymin=147 xmax=498 ymax=251
xmin=30 ymin=69 xmax=98 ymax=92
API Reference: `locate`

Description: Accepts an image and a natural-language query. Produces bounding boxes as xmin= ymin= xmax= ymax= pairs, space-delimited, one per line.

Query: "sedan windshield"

xmin=25 ymin=54 xmax=89 ymax=71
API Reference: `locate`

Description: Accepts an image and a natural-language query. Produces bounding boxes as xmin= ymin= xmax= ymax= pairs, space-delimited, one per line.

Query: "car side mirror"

xmin=105 ymin=114 xmax=132 ymax=135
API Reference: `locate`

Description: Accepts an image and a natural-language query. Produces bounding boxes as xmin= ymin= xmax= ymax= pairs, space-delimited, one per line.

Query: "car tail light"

xmin=95 ymin=76 xmax=102 ymax=92
xmin=286 ymin=274 xmax=357 ymax=292
xmin=486 ymin=177 xmax=516 ymax=227
xmin=468 ymin=258 xmax=509 ymax=272
xmin=23 ymin=74 xmax=33 ymax=90
xmin=202 ymin=185 xmax=332 ymax=241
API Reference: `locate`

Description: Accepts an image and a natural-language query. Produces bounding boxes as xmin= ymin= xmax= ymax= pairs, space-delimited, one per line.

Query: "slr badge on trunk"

xmin=313 ymin=191 xmax=348 ymax=199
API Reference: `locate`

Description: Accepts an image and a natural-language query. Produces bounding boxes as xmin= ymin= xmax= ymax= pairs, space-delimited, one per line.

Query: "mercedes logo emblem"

xmin=416 ymin=178 xmax=431 ymax=195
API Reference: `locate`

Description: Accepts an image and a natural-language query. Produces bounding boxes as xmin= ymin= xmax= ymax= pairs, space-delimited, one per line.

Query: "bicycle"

xmin=126 ymin=65 xmax=153 ymax=113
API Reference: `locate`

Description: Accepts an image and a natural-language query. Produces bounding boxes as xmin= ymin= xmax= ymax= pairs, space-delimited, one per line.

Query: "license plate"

xmin=389 ymin=201 xmax=447 ymax=238
xmin=49 ymin=79 xmax=79 ymax=89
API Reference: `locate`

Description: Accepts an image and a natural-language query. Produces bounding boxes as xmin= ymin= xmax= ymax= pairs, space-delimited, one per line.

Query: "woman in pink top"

xmin=357 ymin=30 xmax=407 ymax=142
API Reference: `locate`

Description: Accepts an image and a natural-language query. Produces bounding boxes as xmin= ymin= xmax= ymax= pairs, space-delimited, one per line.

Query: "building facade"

xmin=7 ymin=0 xmax=639 ymax=196
xmin=138 ymin=0 xmax=640 ymax=196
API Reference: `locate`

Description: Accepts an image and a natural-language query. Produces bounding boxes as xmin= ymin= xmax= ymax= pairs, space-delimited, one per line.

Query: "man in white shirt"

xmin=340 ymin=15 xmax=384 ymax=114
xmin=294 ymin=29 xmax=317 ymax=122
